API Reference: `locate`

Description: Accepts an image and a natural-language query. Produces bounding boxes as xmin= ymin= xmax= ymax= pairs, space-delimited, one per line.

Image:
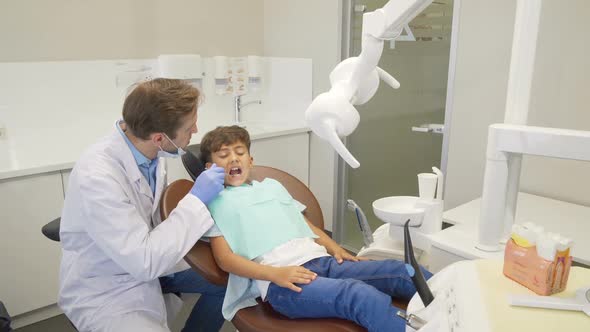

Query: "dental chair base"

xmin=357 ymin=224 xmax=429 ymax=265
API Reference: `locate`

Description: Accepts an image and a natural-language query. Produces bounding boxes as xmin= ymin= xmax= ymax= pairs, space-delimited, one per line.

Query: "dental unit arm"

xmin=305 ymin=0 xmax=433 ymax=168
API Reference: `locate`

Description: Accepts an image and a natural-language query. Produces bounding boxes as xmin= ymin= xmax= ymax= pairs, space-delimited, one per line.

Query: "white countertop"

xmin=433 ymin=192 xmax=590 ymax=265
xmin=407 ymin=260 xmax=590 ymax=332
xmin=0 ymin=121 xmax=310 ymax=180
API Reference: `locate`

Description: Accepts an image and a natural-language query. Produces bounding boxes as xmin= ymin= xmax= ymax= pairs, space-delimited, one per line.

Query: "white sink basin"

xmin=372 ymin=196 xmax=425 ymax=226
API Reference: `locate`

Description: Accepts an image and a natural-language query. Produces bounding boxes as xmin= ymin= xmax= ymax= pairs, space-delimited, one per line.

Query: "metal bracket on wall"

xmin=411 ymin=123 xmax=444 ymax=134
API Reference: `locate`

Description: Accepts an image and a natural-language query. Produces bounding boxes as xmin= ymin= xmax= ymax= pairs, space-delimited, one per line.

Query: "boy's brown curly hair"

xmin=199 ymin=126 xmax=251 ymax=163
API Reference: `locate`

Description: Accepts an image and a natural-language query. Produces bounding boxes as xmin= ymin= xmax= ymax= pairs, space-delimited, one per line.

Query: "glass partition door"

xmin=338 ymin=0 xmax=454 ymax=250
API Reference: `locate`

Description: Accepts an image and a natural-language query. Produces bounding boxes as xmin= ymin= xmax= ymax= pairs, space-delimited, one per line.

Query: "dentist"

xmin=58 ymin=78 xmax=226 ymax=332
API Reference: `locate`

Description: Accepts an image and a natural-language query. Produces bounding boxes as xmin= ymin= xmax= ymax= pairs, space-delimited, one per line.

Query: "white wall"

xmin=263 ymin=0 xmax=342 ymax=230
xmin=1 ymin=0 xmax=340 ymax=229
xmin=0 ymin=0 xmax=342 ymax=229
xmin=445 ymin=0 xmax=590 ymax=209
xmin=520 ymin=0 xmax=590 ymax=207
xmin=0 ymin=0 xmax=264 ymax=62
xmin=444 ymin=0 xmax=516 ymax=209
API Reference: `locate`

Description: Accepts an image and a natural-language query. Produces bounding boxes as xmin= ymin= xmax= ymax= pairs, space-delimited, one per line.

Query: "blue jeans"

xmin=160 ymin=269 xmax=226 ymax=332
xmin=265 ymin=257 xmax=433 ymax=332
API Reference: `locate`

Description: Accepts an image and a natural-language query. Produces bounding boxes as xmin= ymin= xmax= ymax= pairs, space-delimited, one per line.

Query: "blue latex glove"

xmin=190 ymin=163 xmax=225 ymax=205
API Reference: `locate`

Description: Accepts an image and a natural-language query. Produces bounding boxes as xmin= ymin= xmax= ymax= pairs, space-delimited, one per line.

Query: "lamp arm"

xmin=305 ymin=0 xmax=433 ymax=168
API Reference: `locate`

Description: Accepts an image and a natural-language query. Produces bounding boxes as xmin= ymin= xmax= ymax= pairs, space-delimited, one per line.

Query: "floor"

xmin=14 ymin=294 xmax=236 ymax=332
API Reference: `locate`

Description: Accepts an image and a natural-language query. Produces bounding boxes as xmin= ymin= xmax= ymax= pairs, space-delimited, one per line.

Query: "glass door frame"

xmin=333 ymin=0 xmax=463 ymax=250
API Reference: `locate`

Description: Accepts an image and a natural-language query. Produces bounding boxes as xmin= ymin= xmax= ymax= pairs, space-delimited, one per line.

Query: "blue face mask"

xmin=156 ymin=133 xmax=187 ymax=159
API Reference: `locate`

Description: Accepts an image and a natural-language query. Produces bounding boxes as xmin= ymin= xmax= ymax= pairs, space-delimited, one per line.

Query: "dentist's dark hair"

xmin=122 ymin=78 xmax=201 ymax=140
xmin=200 ymin=126 xmax=251 ymax=164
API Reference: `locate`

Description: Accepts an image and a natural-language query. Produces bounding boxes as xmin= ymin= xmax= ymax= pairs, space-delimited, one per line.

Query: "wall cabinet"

xmin=0 ymin=173 xmax=64 ymax=316
xmin=60 ymin=170 xmax=71 ymax=196
xmin=250 ymin=132 xmax=309 ymax=186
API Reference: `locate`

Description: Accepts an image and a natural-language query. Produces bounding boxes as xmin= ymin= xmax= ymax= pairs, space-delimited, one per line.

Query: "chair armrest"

xmin=42 ymin=217 xmax=61 ymax=242
xmin=184 ymin=240 xmax=229 ymax=286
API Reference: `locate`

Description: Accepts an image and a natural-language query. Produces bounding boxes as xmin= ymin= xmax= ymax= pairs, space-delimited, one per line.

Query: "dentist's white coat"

xmin=58 ymin=126 xmax=213 ymax=331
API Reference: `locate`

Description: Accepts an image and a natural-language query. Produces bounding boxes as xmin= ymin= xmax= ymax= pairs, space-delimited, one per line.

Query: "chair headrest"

xmin=181 ymin=149 xmax=206 ymax=181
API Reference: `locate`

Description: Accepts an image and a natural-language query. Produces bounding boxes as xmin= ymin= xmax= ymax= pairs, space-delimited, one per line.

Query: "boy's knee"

xmin=342 ymin=279 xmax=385 ymax=305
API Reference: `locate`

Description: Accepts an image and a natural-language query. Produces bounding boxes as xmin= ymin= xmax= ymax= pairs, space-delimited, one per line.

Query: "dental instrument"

xmin=404 ymin=220 xmax=435 ymax=306
xmin=396 ymin=311 xmax=428 ymax=330
xmin=346 ymin=199 xmax=374 ymax=247
xmin=305 ymin=0 xmax=433 ymax=168
xmin=508 ymin=287 xmax=590 ymax=317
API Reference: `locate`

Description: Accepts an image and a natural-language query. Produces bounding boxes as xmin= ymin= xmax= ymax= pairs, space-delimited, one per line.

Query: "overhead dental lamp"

xmin=305 ymin=0 xmax=433 ymax=168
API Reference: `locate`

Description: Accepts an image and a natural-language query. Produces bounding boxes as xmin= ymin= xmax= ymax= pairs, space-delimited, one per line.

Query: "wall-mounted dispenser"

xmin=214 ymin=56 xmax=229 ymax=95
xmin=158 ymin=54 xmax=204 ymax=90
xmin=247 ymin=55 xmax=262 ymax=92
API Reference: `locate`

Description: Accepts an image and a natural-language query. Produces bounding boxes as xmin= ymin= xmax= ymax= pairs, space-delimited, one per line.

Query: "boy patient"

xmin=200 ymin=126 xmax=432 ymax=332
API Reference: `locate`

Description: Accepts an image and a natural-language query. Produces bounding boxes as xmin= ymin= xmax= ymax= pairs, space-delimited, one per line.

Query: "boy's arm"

xmin=304 ymin=216 xmax=367 ymax=264
xmin=209 ymin=236 xmax=317 ymax=292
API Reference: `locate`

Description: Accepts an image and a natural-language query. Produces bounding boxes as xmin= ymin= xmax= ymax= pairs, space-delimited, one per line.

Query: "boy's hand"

xmin=328 ymin=245 xmax=369 ymax=264
xmin=270 ymin=266 xmax=317 ymax=292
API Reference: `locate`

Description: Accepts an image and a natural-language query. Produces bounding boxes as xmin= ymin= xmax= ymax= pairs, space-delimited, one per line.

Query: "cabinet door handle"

xmin=412 ymin=124 xmax=444 ymax=134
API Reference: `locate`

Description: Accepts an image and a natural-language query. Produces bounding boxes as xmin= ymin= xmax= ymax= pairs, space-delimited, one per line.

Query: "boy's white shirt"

xmin=253 ymin=237 xmax=329 ymax=300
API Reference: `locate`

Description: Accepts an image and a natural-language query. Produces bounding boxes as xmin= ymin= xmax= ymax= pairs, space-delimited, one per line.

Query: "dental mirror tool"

xmin=509 ymin=287 xmax=590 ymax=317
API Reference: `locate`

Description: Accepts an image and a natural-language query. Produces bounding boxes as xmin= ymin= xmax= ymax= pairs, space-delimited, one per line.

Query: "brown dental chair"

xmin=159 ymin=151 xmax=408 ymax=331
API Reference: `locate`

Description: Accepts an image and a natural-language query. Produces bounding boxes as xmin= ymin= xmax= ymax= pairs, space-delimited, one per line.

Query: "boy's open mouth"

xmin=229 ymin=166 xmax=242 ymax=177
